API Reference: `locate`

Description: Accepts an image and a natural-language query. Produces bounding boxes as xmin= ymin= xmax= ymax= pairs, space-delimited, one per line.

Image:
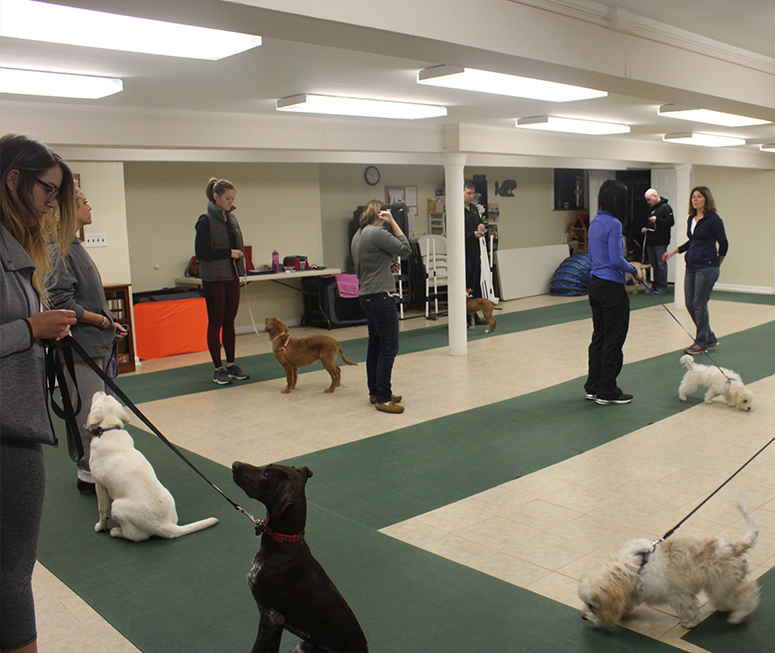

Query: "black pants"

xmin=585 ymin=276 xmax=630 ymax=399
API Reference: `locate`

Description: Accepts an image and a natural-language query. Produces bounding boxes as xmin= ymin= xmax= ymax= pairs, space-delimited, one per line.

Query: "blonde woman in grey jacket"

xmin=1 ymin=133 xmax=77 ymax=653
xmin=47 ymin=187 xmax=128 ymax=494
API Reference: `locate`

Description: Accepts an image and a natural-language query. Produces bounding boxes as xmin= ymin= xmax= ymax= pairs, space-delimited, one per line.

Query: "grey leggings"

xmin=0 ymin=440 xmax=45 ymax=650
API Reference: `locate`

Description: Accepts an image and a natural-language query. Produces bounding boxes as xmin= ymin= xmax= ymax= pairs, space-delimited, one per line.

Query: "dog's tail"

xmin=338 ymin=344 xmax=358 ymax=366
xmin=680 ymin=354 xmax=695 ymax=370
xmin=160 ymin=517 xmax=219 ymax=539
xmin=732 ymin=496 xmax=759 ymax=555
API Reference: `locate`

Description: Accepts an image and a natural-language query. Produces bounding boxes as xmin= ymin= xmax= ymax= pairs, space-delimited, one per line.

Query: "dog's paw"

xmin=109 ymin=527 xmax=125 ymax=539
xmin=94 ymin=521 xmax=108 ymax=533
xmin=485 ymin=329 xmax=490 ymax=333
xmin=679 ymin=395 xmax=687 ymax=401
xmin=281 ymin=388 xmax=291 ymax=394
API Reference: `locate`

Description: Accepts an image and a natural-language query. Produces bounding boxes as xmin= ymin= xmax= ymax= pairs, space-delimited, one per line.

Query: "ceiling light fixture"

xmin=658 ymin=104 xmax=770 ymax=127
xmin=276 ymin=94 xmax=447 ymax=120
xmin=760 ymin=144 xmax=775 ymax=152
xmin=515 ymin=115 xmax=630 ymax=135
xmin=0 ymin=67 xmax=122 ymax=98
xmin=418 ymin=65 xmax=607 ymax=102
xmin=663 ymin=132 xmax=746 ymax=147
xmin=0 ymin=0 xmax=261 ymax=60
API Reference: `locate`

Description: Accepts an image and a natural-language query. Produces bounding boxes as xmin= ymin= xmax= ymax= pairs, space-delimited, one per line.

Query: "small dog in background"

xmin=679 ymin=354 xmax=753 ymax=411
xmin=578 ymin=497 xmax=759 ymax=629
xmin=264 ymin=317 xmax=358 ymax=393
xmin=466 ymin=289 xmax=499 ymax=333
xmin=625 ymin=262 xmax=649 ymax=294
xmin=88 ymin=391 xmax=219 ymax=541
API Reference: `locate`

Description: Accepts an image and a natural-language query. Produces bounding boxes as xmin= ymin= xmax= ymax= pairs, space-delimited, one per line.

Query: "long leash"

xmin=236 ymin=257 xmax=274 ymax=352
xmin=642 ymin=281 xmax=733 ymax=382
xmin=56 ymin=335 xmax=261 ymax=527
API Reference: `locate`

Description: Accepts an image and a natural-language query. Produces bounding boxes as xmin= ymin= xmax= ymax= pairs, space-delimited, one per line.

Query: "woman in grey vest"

xmin=195 ymin=178 xmax=250 ymax=385
xmin=47 ymin=187 xmax=129 ymax=493
xmin=1 ymin=133 xmax=77 ymax=653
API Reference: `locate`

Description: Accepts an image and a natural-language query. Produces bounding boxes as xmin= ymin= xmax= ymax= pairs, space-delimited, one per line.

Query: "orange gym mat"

xmin=133 ymin=297 xmax=208 ymax=360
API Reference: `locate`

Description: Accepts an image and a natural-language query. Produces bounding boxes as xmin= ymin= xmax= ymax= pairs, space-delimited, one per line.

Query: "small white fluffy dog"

xmin=87 ymin=391 xmax=218 ymax=542
xmin=679 ymin=354 xmax=753 ymax=411
xmin=578 ymin=498 xmax=759 ymax=629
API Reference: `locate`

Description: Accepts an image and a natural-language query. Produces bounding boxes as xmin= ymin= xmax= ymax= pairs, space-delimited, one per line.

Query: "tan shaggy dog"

xmin=264 ymin=317 xmax=357 ymax=393
xmin=465 ymin=289 xmax=499 ymax=333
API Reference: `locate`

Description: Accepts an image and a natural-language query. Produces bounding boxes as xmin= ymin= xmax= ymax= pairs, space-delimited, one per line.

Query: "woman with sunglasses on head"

xmin=663 ymin=186 xmax=728 ymax=355
xmin=1 ymin=133 xmax=78 ymax=653
xmin=47 ymin=187 xmax=128 ymax=495
xmin=195 ymin=177 xmax=250 ymax=385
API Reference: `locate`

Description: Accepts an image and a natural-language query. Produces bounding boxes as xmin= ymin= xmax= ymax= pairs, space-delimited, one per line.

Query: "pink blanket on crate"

xmin=333 ymin=273 xmax=359 ymax=298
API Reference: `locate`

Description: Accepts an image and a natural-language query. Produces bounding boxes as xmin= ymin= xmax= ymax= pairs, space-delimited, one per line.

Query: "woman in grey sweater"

xmin=47 ymin=187 xmax=128 ymax=493
xmin=1 ymin=133 xmax=77 ymax=653
xmin=351 ymin=201 xmax=411 ymax=413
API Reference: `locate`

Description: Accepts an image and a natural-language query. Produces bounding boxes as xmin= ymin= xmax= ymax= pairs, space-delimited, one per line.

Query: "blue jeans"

xmin=684 ymin=266 xmax=719 ymax=347
xmin=359 ymin=293 xmax=399 ymax=403
xmin=645 ymin=245 xmax=668 ymax=290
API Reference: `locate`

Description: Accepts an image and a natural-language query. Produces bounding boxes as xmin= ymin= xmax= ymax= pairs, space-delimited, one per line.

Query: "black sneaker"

xmin=707 ymin=340 xmax=719 ymax=349
xmin=213 ymin=368 xmax=232 ymax=385
xmin=596 ymin=393 xmax=633 ymax=405
xmin=226 ymin=364 xmax=250 ymax=380
xmin=683 ymin=345 xmax=704 ymax=355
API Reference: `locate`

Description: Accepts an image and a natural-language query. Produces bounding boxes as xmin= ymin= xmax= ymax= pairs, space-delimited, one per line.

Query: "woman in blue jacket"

xmin=584 ymin=179 xmax=642 ymax=405
xmin=664 ymin=186 xmax=728 ymax=354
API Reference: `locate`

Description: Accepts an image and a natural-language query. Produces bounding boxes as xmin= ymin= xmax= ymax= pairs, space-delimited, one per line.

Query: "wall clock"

xmin=364 ymin=165 xmax=380 ymax=186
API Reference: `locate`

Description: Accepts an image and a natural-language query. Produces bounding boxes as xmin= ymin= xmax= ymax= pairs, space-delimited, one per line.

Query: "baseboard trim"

xmin=714 ymin=284 xmax=775 ymax=295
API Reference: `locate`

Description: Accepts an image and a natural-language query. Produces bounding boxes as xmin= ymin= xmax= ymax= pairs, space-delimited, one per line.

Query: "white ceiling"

xmin=2 ymin=0 xmax=775 ymax=167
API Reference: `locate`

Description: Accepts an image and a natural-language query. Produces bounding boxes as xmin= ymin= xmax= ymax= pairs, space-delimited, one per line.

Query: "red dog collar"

xmin=255 ymin=518 xmax=305 ymax=544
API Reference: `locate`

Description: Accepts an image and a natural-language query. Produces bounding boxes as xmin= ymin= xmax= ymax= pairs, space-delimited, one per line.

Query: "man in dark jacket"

xmin=642 ymin=188 xmax=674 ymax=293
xmin=464 ymin=181 xmax=487 ymax=325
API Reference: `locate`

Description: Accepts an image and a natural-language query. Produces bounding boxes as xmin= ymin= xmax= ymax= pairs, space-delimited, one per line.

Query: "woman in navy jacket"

xmin=664 ymin=186 xmax=728 ymax=354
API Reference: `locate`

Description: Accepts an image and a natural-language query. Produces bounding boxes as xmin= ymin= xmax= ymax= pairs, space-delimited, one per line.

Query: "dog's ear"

xmin=600 ymin=563 xmax=637 ymax=624
xmin=270 ymin=474 xmax=304 ymax=518
xmin=298 ymin=466 xmax=313 ymax=481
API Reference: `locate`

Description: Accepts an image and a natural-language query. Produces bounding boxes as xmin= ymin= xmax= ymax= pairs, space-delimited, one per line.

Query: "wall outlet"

xmin=84 ymin=233 xmax=108 ymax=247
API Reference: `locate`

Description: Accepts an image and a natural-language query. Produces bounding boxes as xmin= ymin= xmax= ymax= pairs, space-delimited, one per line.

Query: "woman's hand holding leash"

xmin=28 ymin=309 xmax=76 ymax=341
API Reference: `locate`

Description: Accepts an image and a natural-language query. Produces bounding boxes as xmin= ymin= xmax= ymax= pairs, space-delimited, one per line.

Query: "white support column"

xmin=443 ymin=153 xmax=467 ymax=356
xmin=673 ymin=164 xmax=693 ymax=310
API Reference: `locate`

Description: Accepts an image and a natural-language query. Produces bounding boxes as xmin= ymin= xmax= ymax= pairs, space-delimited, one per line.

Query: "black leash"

xmin=642 ymin=281 xmax=733 ymax=382
xmin=54 ymin=335 xmax=260 ymax=526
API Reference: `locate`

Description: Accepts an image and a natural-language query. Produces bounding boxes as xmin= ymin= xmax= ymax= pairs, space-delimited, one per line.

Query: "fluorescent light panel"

xmin=418 ymin=65 xmax=606 ymax=102
xmin=760 ymin=144 xmax=775 ymax=152
xmin=0 ymin=0 xmax=261 ymax=60
xmin=663 ymin=132 xmax=745 ymax=147
xmin=276 ymin=94 xmax=446 ymax=120
xmin=0 ymin=67 xmax=122 ymax=98
xmin=516 ymin=115 xmax=630 ymax=135
xmin=658 ymin=104 xmax=770 ymax=127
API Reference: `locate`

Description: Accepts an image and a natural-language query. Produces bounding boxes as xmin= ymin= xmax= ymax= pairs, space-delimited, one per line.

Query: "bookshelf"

xmin=103 ymin=284 xmax=136 ymax=374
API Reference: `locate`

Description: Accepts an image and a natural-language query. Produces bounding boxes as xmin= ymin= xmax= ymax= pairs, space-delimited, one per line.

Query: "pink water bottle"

xmin=272 ymin=250 xmax=280 ymax=272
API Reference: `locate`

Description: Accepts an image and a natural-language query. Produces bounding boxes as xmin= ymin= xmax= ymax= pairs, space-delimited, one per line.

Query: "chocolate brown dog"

xmin=465 ymin=289 xmax=499 ymax=333
xmin=263 ymin=317 xmax=357 ymax=393
xmin=232 ymin=461 xmax=368 ymax=653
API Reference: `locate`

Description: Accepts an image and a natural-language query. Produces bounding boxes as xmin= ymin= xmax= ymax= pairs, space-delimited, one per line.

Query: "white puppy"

xmin=578 ymin=498 xmax=759 ymax=629
xmin=87 ymin=391 xmax=218 ymax=542
xmin=678 ymin=354 xmax=753 ymax=411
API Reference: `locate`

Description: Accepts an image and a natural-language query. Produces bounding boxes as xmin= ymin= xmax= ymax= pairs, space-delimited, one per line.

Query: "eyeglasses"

xmin=35 ymin=177 xmax=60 ymax=203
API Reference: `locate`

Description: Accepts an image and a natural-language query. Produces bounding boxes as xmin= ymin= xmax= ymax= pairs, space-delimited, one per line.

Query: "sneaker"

xmin=213 ymin=368 xmax=232 ymax=385
xmin=375 ymin=401 xmax=405 ymax=414
xmin=226 ymin=363 xmax=250 ymax=380
xmin=596 ymin=393 xmax=633 ymax=405
xmin=370 ymin=394 xmax=402 ymax=404
xmin=585 ymin=393 xmax=597 ymax=401
xmin=707 ymin=340 xmax=719 ymax=349
xmin=683 ymin=345 xmax=705 ymax=355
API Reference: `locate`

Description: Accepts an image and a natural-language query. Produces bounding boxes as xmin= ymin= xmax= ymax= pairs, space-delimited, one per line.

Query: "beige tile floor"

xmin=34 ymin=294 xmax=775 ymax=652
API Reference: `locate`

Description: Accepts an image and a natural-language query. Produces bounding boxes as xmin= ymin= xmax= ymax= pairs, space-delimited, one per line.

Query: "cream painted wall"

xmin=693 ymin=166 xmax=775 ymax=291
xmin=70 ymin=162 xmax=131 ymax=286
xmin=476 ymin=167 xmax=581 ymax=250
xmin=124 ymin=162 xmax=322 ymax=292
xmin=319 ymin=164 xmax=445 ymax=271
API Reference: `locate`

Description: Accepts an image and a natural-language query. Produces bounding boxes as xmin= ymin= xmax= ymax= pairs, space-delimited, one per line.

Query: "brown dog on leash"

xmin=232 ymin=461 xmax=368 ymax=653
xmin=465 ymin=289 xmax=499 ymax=333
xmin=264 ymin=317 xmax=357 ymax=393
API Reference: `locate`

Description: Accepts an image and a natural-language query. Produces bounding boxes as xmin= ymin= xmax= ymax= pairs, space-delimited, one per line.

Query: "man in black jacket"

xmin=464 ymin=181 xmax=487 ymax=325
xmin=642 ymin=188 xmax=674 ymax=293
